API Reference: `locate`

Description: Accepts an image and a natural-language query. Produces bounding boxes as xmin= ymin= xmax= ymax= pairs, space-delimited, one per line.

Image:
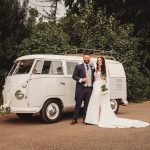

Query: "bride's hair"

xmin=96 ymin=56 xmax=106 ymax=77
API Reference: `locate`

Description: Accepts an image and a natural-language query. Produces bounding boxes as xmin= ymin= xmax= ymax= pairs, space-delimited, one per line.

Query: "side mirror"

xmin=32 ymin=69 xmax=40 ymax=74
xmin=32 ymin=69 xmax=37 ymax=74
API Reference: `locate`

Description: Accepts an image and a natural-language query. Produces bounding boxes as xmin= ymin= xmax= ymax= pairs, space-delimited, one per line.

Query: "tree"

xmin=27 ymin=8 xmax=39 ymax=34
xmin=0 ymin=0 xmax=35 ymax=96
xmin=18 ymin=22 xmax=70 ymax=55
xmin=64 ymin=0 xmax=150 ymax=76
xmin=39 ymin=0 xmax=61 ymax=22
xmin=60 ymin=2 xmax=150 ymax=101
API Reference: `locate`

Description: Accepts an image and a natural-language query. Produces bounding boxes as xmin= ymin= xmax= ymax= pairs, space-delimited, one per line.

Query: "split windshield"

xmin=8 ymin=59 xmax=34 ymax=75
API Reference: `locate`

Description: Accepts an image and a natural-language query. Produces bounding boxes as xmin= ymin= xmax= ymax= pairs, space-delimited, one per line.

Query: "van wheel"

xmin=40 ymin=99 xmax=63 ymax=124
xmin=16 ymin=113 xmax=33 ymax=120
xmin=110 ymin=99 xmax=119 ymax=114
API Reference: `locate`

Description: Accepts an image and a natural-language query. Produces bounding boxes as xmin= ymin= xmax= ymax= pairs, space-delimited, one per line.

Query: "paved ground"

xmin=0 ymin=101 xmax=150 ymax=150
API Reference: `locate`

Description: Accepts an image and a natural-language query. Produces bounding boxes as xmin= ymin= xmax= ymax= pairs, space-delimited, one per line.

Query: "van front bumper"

xmin=0 ymin=105 xmax=11 ymax=114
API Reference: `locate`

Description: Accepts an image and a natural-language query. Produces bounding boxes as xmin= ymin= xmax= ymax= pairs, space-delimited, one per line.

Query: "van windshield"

xmin=9 ymin=59 xmax=34 ymax=75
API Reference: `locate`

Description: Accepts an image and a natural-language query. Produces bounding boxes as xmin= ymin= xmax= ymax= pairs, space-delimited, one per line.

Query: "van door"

xmin=28 ymin=59 xmax=66 ymax=107
xmin=64 ymin=61 xmax=80 ymax=108
xmin=6 ymin=59 xmax=34 ymax=109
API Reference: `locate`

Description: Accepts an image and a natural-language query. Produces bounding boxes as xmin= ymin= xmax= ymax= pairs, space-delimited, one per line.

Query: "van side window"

xmin=66 ymin=61 xmax=78 ymax=75
xmin=33 ymin=60 xmax=44 ymax=74
xmin=41 ymin=61 xmax=51 ymax=74
xmin=42 ymin=61 xmax=63 ymax=75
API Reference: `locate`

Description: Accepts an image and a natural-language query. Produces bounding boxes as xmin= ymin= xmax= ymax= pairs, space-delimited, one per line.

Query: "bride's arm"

xmin=105 ymin=66 xmax=110 ymax=88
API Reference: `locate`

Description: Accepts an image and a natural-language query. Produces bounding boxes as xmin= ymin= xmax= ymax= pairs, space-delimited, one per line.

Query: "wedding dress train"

xmin=85 ymin=71 xmax=150 ymax=128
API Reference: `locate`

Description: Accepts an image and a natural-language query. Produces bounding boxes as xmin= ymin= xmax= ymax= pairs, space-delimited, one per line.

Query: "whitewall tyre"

xmin=40 ymin=99 xmax=63 ymax=124
xmin=110 ymin=99 xmax=119 ymax=114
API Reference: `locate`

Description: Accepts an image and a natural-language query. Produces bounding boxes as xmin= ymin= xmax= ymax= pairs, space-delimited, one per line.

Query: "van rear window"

xmin=66 ymin=61 xmax=78 ymax=75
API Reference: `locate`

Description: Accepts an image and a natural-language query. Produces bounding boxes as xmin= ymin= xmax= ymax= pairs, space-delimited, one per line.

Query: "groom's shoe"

xmin=83 ymin=122 xmax=88 ymax=125
xmin=70 ymin=119 xmax=77 ymax=125
xmin=83 ymin=120 xmax=87 ymax=125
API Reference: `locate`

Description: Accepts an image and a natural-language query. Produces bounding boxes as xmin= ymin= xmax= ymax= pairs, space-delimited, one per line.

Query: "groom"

xmin=71 ymin=53 xmax=95 ymax=125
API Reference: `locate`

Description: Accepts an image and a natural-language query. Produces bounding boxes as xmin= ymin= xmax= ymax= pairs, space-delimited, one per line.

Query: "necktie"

xmin=86 ymin=64 xmax=89 ymax=71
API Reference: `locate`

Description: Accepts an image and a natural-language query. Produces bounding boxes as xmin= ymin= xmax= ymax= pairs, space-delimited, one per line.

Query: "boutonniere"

xmin=89 ymin=63 xmax=95 ymax=70
xmin=89 ymin=65 xmax=95 ymax=70
xmin=91 ymin=66 xmax=95 ymax=70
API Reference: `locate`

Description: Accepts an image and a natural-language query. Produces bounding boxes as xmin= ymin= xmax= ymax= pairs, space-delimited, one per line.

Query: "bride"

xmin=84 ymin=56 xmax=150 ymax=128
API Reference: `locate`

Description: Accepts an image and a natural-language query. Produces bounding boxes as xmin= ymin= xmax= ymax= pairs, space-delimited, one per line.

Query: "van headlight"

xmin=15 ymin=90 xmax=24 ymax=100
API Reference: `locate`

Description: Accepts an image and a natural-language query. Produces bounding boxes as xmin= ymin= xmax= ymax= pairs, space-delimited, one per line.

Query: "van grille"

xmin=116 ymin=79 xmax=122 ymax=90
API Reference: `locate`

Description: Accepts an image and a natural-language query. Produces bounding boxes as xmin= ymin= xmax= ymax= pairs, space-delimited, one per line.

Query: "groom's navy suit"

xmin=72 ymin=63 xmax=95 ymax=120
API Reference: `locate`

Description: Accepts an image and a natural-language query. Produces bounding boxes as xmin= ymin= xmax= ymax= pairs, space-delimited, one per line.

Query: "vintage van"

xmin=0 ymin=54 xmax=128 ymax=123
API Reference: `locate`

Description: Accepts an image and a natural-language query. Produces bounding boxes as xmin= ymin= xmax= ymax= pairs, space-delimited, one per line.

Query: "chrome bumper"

xmin=0 ymin=105 xmax=11 ymax=114
xmin=120 ymin=99 xmax=128 ymax=106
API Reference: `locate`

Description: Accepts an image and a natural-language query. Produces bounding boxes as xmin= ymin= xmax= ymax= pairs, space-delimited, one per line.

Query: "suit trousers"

xmin=73 ymin=86 xmax=93 ymax=121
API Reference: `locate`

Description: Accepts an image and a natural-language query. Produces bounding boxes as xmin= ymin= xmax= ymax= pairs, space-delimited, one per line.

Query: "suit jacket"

xmin=72 ymin=63 xmax=95 ymax=100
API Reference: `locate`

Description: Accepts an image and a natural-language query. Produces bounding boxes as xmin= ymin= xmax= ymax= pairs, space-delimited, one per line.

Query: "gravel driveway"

xmin=0 ymin=101 xmax=150 ymax=150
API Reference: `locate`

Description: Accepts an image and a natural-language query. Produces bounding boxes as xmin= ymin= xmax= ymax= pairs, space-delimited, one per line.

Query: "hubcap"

xmin=110 ymin=100 xmax=117 ymax=111
xmin=46 ymin=103 xmax=59 ymax=120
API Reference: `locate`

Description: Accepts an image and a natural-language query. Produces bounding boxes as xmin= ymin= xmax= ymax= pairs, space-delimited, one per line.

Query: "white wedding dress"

xmin=85 ymin=71 xmax=150 ymax=128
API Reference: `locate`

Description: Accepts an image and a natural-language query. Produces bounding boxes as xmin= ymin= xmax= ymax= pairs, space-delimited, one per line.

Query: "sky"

xmin=28 ymin=0 xmax=66 ymax=19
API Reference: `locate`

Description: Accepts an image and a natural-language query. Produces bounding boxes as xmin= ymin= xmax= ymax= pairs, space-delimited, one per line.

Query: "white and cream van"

xmin=0 ymin=54 xmax=128 ymax=123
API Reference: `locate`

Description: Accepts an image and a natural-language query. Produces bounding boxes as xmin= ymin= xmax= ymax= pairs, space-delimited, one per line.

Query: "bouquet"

xmin=100 ymin=84 xmax=108 ymax=96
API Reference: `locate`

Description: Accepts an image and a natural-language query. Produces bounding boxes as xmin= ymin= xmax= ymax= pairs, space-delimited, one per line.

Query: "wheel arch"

xmin=40 ymin=97 xmax=64 ymax=112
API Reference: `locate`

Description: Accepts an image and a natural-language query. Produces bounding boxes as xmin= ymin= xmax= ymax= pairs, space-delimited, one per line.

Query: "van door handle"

xmin=22 ymin=84 xmax=27 ymax=88
xmin=60 ymin=82 xmax=65 ymax=85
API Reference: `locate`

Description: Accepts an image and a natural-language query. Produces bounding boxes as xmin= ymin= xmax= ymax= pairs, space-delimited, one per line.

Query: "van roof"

xmin=16 ymin=54 xmax=120 ymax=64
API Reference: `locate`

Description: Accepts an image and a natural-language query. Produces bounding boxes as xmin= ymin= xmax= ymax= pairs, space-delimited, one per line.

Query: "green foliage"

xmin=0 ymin=0 xmax=29 ymax=89
xmin=0 ymin=0 xmax=38 ymax=104
xmin=60 ymin=6 xmax=111 ymax=48
xmin=60 ymin=3 xmax=150 ymax=101
xmin=114 ymin=47 xmax=150 ymax=101
xmin=63 ymin=0 xmax=150 ymax=101
xmin=107 ymin=23 xmax=150 ymax=101
xmin=27 ymin=8 xmax=39 ymax=33
xmin=18 ymin=22 xmax=70 ymax=55
xmin=0 ymin=0 xmax=149 ymax=104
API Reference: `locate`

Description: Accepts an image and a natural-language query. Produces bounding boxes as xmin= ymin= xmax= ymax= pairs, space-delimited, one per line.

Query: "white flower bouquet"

xmin=100 ymin=84 xmax=108 ymax=96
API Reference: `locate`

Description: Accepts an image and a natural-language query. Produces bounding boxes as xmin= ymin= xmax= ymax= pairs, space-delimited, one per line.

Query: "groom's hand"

xmin=102 ymin=76 xmax=106 ymax=80
xmin=82 ymin=78 xmax=88 ymax=83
